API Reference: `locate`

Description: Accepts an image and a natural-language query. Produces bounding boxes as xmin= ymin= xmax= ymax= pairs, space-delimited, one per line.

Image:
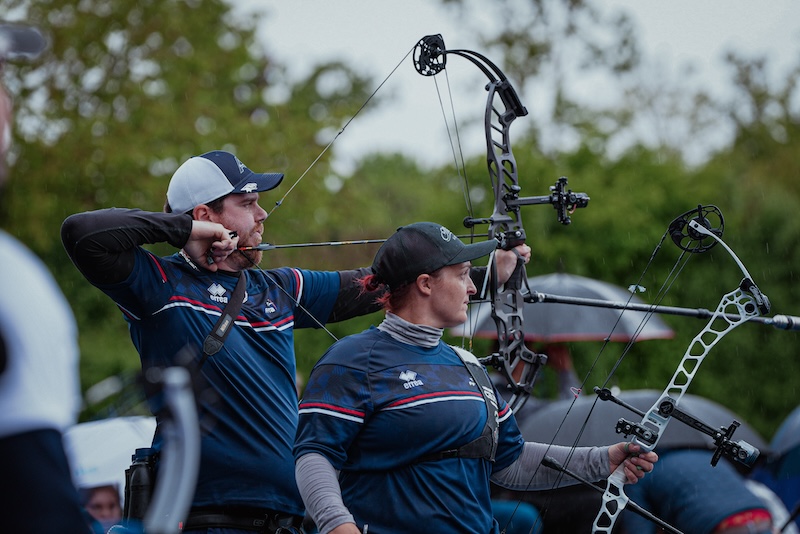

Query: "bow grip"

xmin=498 ymin=228 xmax=526 ymax=251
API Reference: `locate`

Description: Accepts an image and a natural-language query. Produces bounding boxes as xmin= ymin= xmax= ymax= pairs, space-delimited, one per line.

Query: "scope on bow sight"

xmin=485 ymin=176 xmax=590 ymax=226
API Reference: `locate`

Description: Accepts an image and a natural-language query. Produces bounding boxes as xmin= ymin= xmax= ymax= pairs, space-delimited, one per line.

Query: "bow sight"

xmin=596 ymin=387 xmax=761 ymax=468
xmin=493 ymin=175 xmax=590 ymax=227
xmin=463 ymin=176 xmax=590 ymax=248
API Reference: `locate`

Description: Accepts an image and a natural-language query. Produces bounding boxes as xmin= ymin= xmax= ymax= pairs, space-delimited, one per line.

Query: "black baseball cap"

xmin=372 ymin=222 xmax=498 ymax=289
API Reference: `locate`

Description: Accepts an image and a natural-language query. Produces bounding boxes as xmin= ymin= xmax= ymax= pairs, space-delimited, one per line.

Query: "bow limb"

xmin=591 ymin=209 xmax=770 ymax=533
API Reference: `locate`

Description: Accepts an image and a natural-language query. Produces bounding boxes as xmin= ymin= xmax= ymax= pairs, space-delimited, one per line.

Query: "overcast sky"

xmin=232 ymin=1 xmax=800 ymax=169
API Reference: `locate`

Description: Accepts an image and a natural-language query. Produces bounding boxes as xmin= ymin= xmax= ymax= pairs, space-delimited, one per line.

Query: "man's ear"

xmin=192 ymin=204 xmax=213 ymax=221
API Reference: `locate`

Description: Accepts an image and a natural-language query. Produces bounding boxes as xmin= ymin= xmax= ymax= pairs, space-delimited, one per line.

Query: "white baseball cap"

xmin=166 ymin=150 xmax=284 ymax=213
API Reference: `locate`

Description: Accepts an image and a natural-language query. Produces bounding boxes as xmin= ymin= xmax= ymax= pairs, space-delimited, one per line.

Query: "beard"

xmin=241 ymin=249 xmax=263 ymax=268
xmin=208 ymin=209 xmax=265 ymax=270
xmin=229 ymin=248 xmax=263 ymax=270
xmin=228 ymin=223 xmax=264 ymax=269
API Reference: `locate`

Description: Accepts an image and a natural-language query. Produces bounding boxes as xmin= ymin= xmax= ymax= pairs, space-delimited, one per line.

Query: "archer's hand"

xmin=495 ymin=244 xmax=531 ymax=285
xmin=608 ymin=442 xmax=658 ymax=484
xmin=184 ymin=220 xmax=239 ymax=272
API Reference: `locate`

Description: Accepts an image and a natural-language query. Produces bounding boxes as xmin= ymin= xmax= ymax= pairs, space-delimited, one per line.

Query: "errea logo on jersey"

xmin=208 ymin=283 xmax=229 ymax=304
xmin=399 ymin=370 xmax=424 ymax=389
xmin=482 ymin=385 xmax=498 ymax=411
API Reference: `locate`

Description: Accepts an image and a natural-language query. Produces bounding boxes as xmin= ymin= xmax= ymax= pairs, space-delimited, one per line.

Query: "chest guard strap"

xmin=414 ymin=346 xmax=499 ymax=464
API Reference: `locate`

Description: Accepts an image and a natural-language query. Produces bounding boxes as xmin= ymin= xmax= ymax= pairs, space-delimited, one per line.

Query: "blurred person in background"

xmin=620 ymin=448 xmax=795 ymax=534
xmin=0 ymin=22 xmax=90 ymax=533
xmin=81 ymin=484 xmax=123 ymax=533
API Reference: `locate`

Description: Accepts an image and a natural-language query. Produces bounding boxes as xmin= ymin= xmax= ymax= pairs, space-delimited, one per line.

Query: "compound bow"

xmin=412 ymin=34 xmax=589 ymax=411
xmin=590 ymin=205 xmax=771 ymax=533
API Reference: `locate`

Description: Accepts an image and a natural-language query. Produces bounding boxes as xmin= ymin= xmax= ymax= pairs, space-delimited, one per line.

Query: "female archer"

xmin=294 ymin=221 xmax=658 ymax=534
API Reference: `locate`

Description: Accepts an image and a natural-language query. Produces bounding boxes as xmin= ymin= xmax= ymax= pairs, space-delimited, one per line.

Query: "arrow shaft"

xmin=239 ymin=234 xmax=490 ymax=252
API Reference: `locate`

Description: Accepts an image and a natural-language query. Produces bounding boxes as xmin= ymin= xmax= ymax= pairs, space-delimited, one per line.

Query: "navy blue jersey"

xmin=295 ymin=327 xmax=525 ymax=533
xmin=102 ymin=248 xmax=340 ymax=514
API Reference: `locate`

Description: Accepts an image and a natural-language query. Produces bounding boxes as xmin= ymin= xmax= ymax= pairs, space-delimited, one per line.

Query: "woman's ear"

xmin=415 ymin=273 xmax=434 ymax=296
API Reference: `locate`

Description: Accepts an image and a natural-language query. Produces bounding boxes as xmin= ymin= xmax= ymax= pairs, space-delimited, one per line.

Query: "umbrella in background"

xmin=0 ymin=23 xmax=46 ymax=61
xmin=63 ymin=416 xmax=156 ymax=497
xmin=517 ymin=389 xmax=768 ymax=453
xmin=453 ymin=273 xmax=674 ymax=343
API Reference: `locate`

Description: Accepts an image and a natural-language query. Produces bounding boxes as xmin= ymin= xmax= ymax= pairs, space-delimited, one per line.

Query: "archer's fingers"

xmin=512 ymin=244 xmax=531 ymax=264
xmin=623 ymin=450 xmax=658 ymax=483
xmin=206 ymin=231 xmax=239 ymax=265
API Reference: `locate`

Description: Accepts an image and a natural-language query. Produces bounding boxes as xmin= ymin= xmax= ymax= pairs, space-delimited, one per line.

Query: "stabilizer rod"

xmin=525 ymin=291 xmax=800 ymax=331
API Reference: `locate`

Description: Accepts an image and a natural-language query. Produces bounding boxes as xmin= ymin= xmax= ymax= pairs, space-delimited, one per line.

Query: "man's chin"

xmin=241 ymin=249 xmax=262 ymax=267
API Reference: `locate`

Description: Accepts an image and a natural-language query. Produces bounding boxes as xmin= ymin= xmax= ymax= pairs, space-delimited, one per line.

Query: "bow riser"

xmin=481 ymin=78 xmax=548 ymax=409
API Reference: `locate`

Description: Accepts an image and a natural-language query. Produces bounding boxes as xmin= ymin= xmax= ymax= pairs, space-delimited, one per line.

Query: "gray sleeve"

xmin=491 ymin=442 xmax=610 ymax=490
xmin=295 ymin=453 xmax=356 ymax=534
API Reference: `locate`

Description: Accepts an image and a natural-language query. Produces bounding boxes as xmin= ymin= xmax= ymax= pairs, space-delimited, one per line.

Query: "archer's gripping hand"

xmin=495 ymin=243 xmax=531 ymax=285
xmin=184 ymin=220 xmax=239 ymax=272
xmin=608 ymin=442 xmax=658 ymax=484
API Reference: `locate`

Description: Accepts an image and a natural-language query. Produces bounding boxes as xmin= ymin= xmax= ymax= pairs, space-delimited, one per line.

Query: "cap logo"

xmin=240 ymin=182 xmax=258 ymax=193
xmin=234 ymin=155 xmax=246 ymax=174
xmin=439 ymin=226 xmax=453 ymax=242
